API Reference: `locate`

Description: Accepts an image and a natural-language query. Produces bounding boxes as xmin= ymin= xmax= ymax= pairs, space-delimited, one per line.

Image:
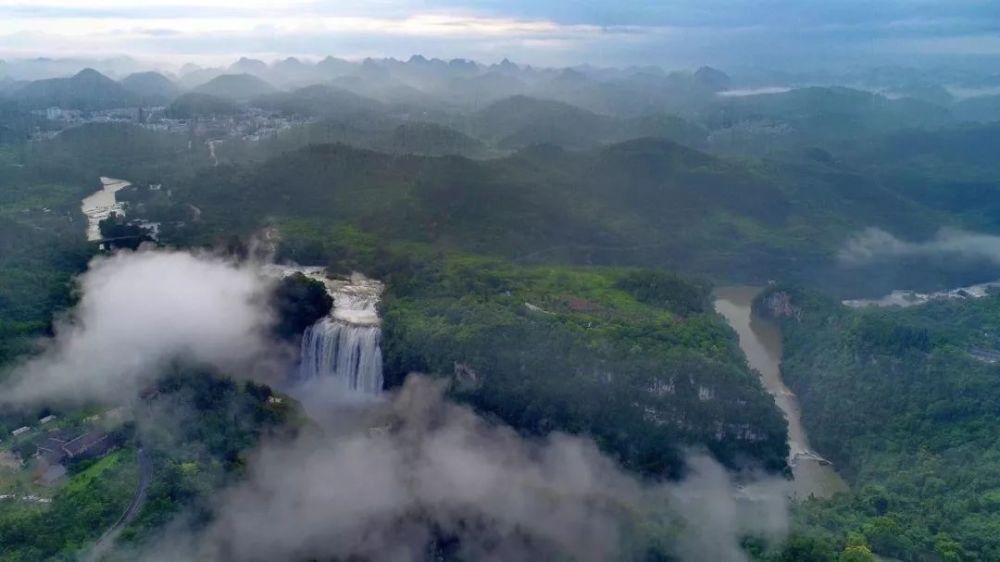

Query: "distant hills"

xmin=252 ymin=84 xmax=383 ymax=118
xmin=120 ymin=71 xmax=179 ymax=105
xmin=0 ymin=55 xmax=998 ymax=127
xmin=271 ymin=57 xmax=315 ymax=84
xmin=954 ymin=93 xmax=1000 ymax=122
xmin=377 ymin=122 xmax=489 ymax=157
xmin=316 ymin=56 xmax=354 ymax=78
xmin=229 ymin=57 xmax=268 ymax=76
xmin=166 ymin=134 xmax=944 ymax=287
xmin=470 ymin=95 xmax=618 ymax=149
xmin=0 ymin=68 xmax=179 ymax=109
xmin=5 ymin=56 xmax=1000 ymax=168
xmin=192 ymin=73 xmax=278 ymax=102
xmin=166 ymin=92 xmax=238 ymax=118
xmin=0 ymin=78 xmax=26 ymax=96
xmin=7 ymin=68 xmax=138 ymax=110
xmin=708 ymin=86 xmax=954 ymax=133
xmin=693 ymin=66 xmax=732 ymax=91
xmin=468 ymin=95 xmax=708 ymax=149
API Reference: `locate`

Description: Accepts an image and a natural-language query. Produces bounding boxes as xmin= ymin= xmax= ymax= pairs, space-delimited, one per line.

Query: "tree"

xmin=863 ymin=516 xmax=911 ymax=558
xmin=775 ymin=534 xmax=836 ymax=562
xmin=97 ymin=212 xmax=155 ymax=250
xmin=838 ymin=533 xmax=876 ymax=562
xmin=271 ymin=272 xmax=332 ymax=340
xmin=934 ymin=534 xmax=964 ymax=562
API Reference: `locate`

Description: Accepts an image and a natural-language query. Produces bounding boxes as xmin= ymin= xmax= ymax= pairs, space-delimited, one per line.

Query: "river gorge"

xmin=715 ymin=286 xmax=848 ymax=499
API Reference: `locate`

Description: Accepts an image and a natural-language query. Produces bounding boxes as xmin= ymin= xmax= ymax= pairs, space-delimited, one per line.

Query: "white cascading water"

xmin=299 ymin=271 xmax=385 ymax=394
xmin=267 ymin=265 xmax=385 ymax=395
xmin=299 ymin=318 xmax=383 ymax=394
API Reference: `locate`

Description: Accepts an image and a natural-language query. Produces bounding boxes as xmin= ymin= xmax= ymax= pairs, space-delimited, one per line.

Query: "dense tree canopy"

xmin=270 ymin=272 xmax=333 ymax=341
xmin=380 ymin=252 xmax=788 ymax=477
xmin=758 ymin=287 xmax=1000 ymax=561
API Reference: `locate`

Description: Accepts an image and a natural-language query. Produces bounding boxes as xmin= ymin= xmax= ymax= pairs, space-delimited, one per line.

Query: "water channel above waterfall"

xmin=715 ymin=286 xmax=848 ymax=499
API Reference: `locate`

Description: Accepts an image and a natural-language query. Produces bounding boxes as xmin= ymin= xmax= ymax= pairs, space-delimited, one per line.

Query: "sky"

xmin=0 ymin=0 xmax=998 ymax=70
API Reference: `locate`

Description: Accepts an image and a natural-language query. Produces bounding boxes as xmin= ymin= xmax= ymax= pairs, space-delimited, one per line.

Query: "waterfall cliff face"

xmin=300 ymin=272 xmax=384 ymax=394
xmin=268 ymin=265 xmax=385 ymax=395
xmin=299 ymin=318 xmax=384 ymax=394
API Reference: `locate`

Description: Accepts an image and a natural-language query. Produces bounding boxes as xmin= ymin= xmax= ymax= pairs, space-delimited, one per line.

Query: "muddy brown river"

xmin=714 ymin=286 xmax=848 ymax=499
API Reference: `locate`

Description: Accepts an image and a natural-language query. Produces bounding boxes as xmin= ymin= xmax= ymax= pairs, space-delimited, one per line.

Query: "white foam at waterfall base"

xmin=298 ymin=317 xmax=384 ymax=394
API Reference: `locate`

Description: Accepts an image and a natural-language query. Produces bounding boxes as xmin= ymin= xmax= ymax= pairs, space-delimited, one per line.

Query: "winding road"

xmin=85 ymin=447 xmax=152 ymax=561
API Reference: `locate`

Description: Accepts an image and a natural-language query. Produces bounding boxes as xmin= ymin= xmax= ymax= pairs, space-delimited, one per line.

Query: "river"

xmin=714 ymin=286 xmax=848 ymax=499
xmin=80 ymin=177 xmax=130 ymax=241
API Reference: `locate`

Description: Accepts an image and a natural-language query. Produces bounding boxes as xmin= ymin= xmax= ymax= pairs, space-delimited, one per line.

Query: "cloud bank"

xmin=1 ymin=0 xmax=999 ymax=68
xmin=840 ymin=227 xmax=1000 ymax=266
xmin=0 ymin=248 xmax=788 ymax=560
xmin=1 ymin=249 xmax=279 ymax=405
xmin=142 ymin=376 xmax=788 ymax=562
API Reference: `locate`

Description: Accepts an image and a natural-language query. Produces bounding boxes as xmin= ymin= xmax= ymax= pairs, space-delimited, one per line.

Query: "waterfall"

xmin=298 ymin=318 xmax=384 ymax=394
xmin=268 ymin=266 xmax=385 ymax=395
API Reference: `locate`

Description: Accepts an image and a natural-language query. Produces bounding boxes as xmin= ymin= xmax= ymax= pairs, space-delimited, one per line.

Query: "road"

xmin=85 ymin=447 xmax=152 ymax=561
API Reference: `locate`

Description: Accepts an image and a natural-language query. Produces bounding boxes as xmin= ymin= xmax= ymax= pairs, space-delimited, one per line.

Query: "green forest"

xmin=380 ymin=252 xmax=788 ymax=476
xmin=758 ymin=287 xmax=1000 ymax=561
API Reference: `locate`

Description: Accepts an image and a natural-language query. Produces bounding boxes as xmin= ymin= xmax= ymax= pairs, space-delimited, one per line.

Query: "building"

xmin=34 ymin=428 xmax=113 ymax=465
xmin=62 ymin=431 xmax=113 ymax=459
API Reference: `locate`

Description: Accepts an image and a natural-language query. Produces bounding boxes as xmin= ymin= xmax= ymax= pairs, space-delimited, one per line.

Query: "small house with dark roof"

xmin=32 ymin=428 xmax=114 ymax=465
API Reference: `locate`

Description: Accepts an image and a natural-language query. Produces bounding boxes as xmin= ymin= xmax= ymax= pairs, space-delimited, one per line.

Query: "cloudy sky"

xmin=0 ymin=0 xmax=998 ymax=69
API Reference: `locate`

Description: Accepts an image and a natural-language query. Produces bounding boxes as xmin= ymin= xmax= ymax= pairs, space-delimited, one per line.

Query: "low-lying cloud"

xmin=1 ymin=249 xmax=279 ymax=405
xmin=839 ymin=227 xmax=1000 ymax=266
xmin=144 ymin=376 xmax=788 ymax=562
xmin=2 ymin=248 xmax=789 ymax=560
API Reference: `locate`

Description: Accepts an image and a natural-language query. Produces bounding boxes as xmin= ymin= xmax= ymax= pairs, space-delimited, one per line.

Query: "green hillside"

xmin=757 ymin=287 xmax=1000 ymax=561
xmin=158 ymin=137 xmax=945 ymax=291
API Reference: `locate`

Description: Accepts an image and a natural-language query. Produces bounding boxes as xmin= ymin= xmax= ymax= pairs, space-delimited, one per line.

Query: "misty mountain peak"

xmin=694 ymin=66 xmax=731 ymax=91
xmin=193 ymin=72 xmax=277 ymax=101
xmin=120 ymin=71 xmax=179 ymax=104
xmin=276 ymin=57 xmax=305 ymax=67
xmin=230 ymin=57 xmax=267 ymax=74
xmin=448 ymin=58 xmax=477 ymax=71
xmin=73 ymin=67 xmax=111 ymax=82
xmin=316 ymin=55 xmax=354 ymax=77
